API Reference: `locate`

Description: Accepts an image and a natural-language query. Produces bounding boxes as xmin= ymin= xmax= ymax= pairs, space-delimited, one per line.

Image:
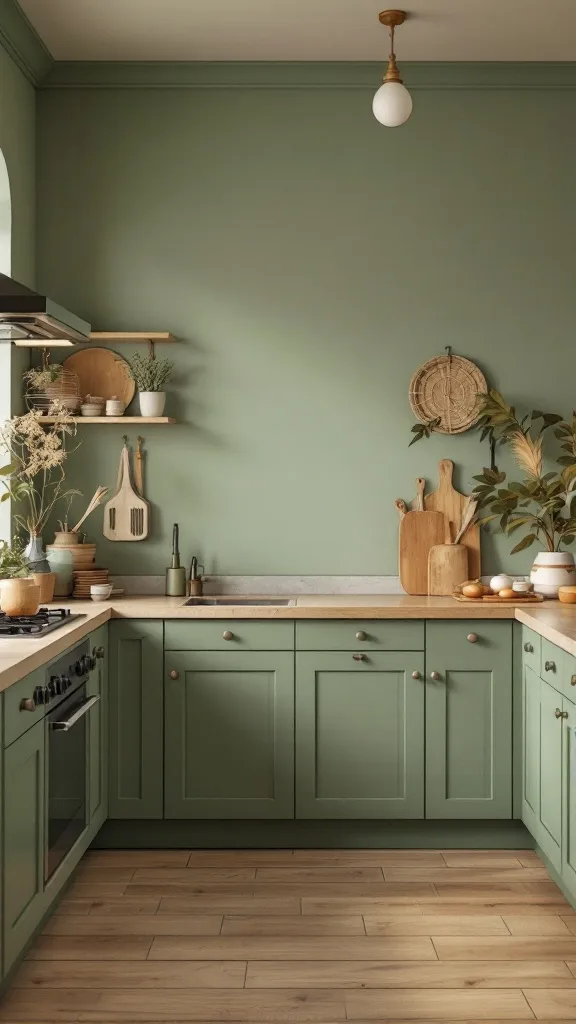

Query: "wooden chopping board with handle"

xmin=423 ymin=459 xmax=481 ymax=577
xmin=399 ymin=510 xmax=445 ymax=595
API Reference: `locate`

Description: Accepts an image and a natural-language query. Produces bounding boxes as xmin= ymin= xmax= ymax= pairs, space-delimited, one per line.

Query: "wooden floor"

xmin=2 ymin=847 xmax=576 ymax=1021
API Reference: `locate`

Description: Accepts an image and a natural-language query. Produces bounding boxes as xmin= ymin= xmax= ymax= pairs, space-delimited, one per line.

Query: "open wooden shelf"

xmin=89 ymin=332 xmax=176 ymax=343
xmin=41 ymin=416 xmax=176 ymax=424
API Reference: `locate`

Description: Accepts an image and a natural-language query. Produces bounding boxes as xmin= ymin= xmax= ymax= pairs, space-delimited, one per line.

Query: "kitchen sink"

xmin=184 ymin=597 xmax=292 ymax=606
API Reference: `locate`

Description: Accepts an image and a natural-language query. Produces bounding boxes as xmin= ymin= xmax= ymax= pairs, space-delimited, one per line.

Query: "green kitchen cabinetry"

xmin=108 ymin=619 xmax=163 ymax=819
xmin=88 ymin=624 xmax=108 ymax=830
xmin=164 ymin=650 xmax=294 ymax=818
xmin=2 ymin=719 xmax=45 ymax=975
xmin=425 ymin=621 xmax=513 ymax=819
xmin=295 ymin=651 xmax=425 ymax=818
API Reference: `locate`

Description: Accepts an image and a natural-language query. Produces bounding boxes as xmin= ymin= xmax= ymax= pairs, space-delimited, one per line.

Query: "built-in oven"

xmin=46 ymin=682 xmax=99 ymax=879
xmin=18 ymin=636 xmax=102 ymax=882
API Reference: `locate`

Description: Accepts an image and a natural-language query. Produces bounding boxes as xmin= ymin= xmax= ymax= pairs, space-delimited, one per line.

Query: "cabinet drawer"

xmin=4 ymin=666 xmax=46 ymax=747
xmin=296 ymin=620 xmax=424 ymax=651
xmin=165 ymin=620 xmax=294 ymax=651
xmin=541 ymin=639 xmax=563 ymax=692
xmin=425 ymin=620 xmax=512 ymax=668
xmin=522 ymin=626 xmax=541 ymax=671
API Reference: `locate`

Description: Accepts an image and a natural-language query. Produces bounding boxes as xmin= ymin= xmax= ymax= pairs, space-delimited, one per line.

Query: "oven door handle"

xmin=50 ymin=695 xmax=100 ymax=731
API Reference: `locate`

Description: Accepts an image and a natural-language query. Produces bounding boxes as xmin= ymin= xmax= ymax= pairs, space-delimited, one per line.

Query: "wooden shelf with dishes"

xmin=89 ymin=331 xmax=176 ymax=344
xmin=40 ymin=416 xmax=176 ymax=424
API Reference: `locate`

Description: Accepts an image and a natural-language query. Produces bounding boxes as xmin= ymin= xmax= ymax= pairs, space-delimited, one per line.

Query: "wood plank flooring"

xmin=1 ymin=847 xmax=576 ymax=1021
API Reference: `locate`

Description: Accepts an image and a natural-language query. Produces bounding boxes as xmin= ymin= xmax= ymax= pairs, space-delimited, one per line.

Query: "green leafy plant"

xmin=0 ymin=539 xmax=30 ymax=579
xmin=125 ymin=353 xmax=173 ymax=393
xmin=409 ymin=417 xmax=442 ymax=447
xmin=472 ymin=390 xmax=576 ymax=554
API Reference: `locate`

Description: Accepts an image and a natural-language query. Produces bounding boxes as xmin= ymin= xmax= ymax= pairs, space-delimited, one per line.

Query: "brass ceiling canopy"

xmin=378 ymin=9 xmax=408 ymax=84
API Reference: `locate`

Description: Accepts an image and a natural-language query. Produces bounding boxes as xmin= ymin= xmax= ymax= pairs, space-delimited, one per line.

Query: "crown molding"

xmin=40 ymin=60 xmax=576 ymax=91
xmin=0 ymin=0 xmax=53 ymax=85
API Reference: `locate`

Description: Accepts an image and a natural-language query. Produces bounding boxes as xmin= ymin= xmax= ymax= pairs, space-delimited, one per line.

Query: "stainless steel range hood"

xmin=0 ymin=274 xmax=90 ymax=346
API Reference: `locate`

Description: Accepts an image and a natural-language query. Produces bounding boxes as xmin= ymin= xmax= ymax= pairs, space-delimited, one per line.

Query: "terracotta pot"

xmin=0 ymin=578 xmax=41 ymax=616
xmin=530 ymin=551 xmax=576 ymax=598
xmin=31 ymin=571 xmax=56 ymax=604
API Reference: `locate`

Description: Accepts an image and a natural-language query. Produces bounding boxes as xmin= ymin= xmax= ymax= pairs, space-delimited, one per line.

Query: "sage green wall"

xmin=35 ymin=82 xmax=576 ymax=575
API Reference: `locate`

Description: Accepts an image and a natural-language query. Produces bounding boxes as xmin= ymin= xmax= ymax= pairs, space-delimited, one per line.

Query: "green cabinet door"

xmin=164 ymin=651 xmax=294 ymax=819
xmin=562 ymin=694 xmax=576 ymax=892
xmin=3 ymin=720 xmax=45 ymax=974
xmin=108 ymin=620 xmax=163 ymax=819
xmin=295 ymin=651 xmax=424 ymax=819
xmin=538 ymin=675 xmax=563 ymax=872
xmin=88 ymin=624 xmax=108 ymax=833
xmin=425 ymin=621 xmax=513 ymax=819
xmin=522 ymin=664 xmax=541 ymax=838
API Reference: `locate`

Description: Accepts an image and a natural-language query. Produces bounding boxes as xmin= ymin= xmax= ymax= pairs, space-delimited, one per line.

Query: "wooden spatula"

xmin=103 ymin=443 xmax=149 ymax=542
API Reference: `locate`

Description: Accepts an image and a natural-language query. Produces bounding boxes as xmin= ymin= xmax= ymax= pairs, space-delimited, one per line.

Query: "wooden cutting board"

xmin=422 ymin=459 xmax=481 ymax=577
xmin=428 ymin=543 xmax=468 ymax=596
xmin=399 ymin=510 xmax=445 ymax=595
xmin=64 ymin=347 xmax=135 ymax=405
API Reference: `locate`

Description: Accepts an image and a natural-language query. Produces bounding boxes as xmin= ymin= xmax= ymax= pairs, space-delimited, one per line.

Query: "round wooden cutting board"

xmin=63 ymin=348 xmax=135 ymax=406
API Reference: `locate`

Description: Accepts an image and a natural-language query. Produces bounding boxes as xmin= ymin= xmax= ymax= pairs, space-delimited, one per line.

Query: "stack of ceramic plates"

xmin=72 ymin=568 xmax=109 ymax=599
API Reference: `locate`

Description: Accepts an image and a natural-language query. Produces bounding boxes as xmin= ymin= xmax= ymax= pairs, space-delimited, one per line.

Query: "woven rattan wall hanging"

xmin=409 ymin=347 xmax=487 ymax=435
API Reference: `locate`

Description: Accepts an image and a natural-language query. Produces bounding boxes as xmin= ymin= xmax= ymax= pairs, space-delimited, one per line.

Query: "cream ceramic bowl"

xmin=90 ymin=584 xmax=113 ymax=601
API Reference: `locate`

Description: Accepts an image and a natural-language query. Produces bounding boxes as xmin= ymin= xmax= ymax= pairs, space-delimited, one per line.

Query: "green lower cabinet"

xmin=296 ymin=651 xmax=424 ymax=819
xmin=537 ymin=676 xmax=563 ymax=872
xmin=88 ymin=624 xmax=108 ymax=831
xmin=108 ymin=620 xmax=163 ymax=819
xmin=164 ymin=650 xmax=294 ymax=818
xmin=2 ymin=720 xmax=45 ymax=975
xmin=522 ymin=664 xmax=541 ymax=837
xmin=562 ymin=694 xmax=576 ymax=893
xmin=425 ymin=621 xmax=513 ymax=819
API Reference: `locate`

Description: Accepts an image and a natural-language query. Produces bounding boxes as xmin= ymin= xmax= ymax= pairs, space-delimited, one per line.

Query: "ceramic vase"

xmin=46 ymin=546 xmax=74 ymax=597
xmin=24 ymin=532 xmax=51 ymax=574
xmin=530 ymin=551 xmax=576 ymax=598
xmin=139 ymin=391 xmax=166 ymax=417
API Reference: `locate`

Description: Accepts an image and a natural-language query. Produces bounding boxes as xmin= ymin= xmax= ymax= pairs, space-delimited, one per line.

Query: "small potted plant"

xmin=125 ymin=352 xmax=174 ymax=417
xmin=0 ymin=539 xmax=42 ymax=615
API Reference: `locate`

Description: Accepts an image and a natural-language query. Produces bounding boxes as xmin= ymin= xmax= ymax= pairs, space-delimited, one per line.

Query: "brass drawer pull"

xmin=571 ymin=675 xmax=576 ymax=687
xmin=169 ymin=669 xmax=179 ymax=680
xmin=467 ymin=633 xmax=479 ymax=643
xmin=411 ymin=670 xmax=421 ymax=680
xmin=355 ymin=630 xmax=367 ymax=642
xmin=353 ymin=653 xmax=365 ymax=661
xmin=223 ymin=630 xmax=234 ymax=641
xmin=555 ymin=708 xmax=569 ymax=719
xmin=545 ymin=660 xmax=556 ymax=672
xmin=430 ymin=671 xmax=441 ymax=681
xmin=524 ymin=642 xmax=534 ymax=653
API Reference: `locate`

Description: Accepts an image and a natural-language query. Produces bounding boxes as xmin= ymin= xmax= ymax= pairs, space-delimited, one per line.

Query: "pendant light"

xmin=373 ymin=10 xmax=413 ymax=127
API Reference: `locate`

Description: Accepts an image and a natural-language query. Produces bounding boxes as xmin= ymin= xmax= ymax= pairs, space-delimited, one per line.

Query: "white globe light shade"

xmin=372 ymin=81 xmax=413 ymax=127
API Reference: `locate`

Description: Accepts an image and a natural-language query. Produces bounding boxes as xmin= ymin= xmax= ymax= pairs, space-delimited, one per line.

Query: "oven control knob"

xmin=48 ymin=675 xmax=61 ymax=697
xmin=73 ymin=658 xmax=84 ymax=677
xmin=33 ymin=685 xmax=46 ymax=705
xmin=62 ymin=675 xmax=72 ymax=692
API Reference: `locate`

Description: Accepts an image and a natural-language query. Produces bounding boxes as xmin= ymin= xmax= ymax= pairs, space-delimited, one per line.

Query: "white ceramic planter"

xmin=530 ymin=551 xmax=576 ymax=597
xmin=139 ymin=392 xmax=166 ymax=417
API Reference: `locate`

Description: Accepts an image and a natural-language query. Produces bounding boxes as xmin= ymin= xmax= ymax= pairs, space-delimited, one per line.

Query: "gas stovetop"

xmin=0 ymin=608 xmax=85 ymax=637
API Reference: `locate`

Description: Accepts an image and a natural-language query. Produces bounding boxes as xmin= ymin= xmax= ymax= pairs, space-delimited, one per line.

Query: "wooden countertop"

xmin=0 ymin=594 xmax=574 ymax=694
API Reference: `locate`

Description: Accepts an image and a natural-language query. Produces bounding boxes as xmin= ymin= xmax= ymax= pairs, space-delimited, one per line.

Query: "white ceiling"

xmin=18 ymin=0 xmax=576 ymax=62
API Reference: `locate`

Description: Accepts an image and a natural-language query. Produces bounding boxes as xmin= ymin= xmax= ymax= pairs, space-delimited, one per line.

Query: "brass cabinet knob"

xmin=94 ymin=646 xmax=105 ymax=659
xmin=169 ymin=669 xmax=179 ymax=680
xmin=571 ymin=675 xmax=576 ymax=687
xmin=524 ymin=642 xmax=533 ymax=653
xmin=411 ymin=670 xmax=421 ymax=680
xmin=555 ymin=708 xmax=569 ymax=719
xmin=222 ymin=630 xmax=234 ymax=641
xmin=545 ymin=660 xmax=556 ymax=672
xmin=430 ymin=671 xmax=441 ymax=681
xmin=355 ymin=631 xmax=367 ymax=642
xmin=19 ymin=697 xmax=35 ymax=712
xmin=467 ymin=633 xmax=479 ymax=643
xmin=353 ymin=653 xmax=365 ymax=661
